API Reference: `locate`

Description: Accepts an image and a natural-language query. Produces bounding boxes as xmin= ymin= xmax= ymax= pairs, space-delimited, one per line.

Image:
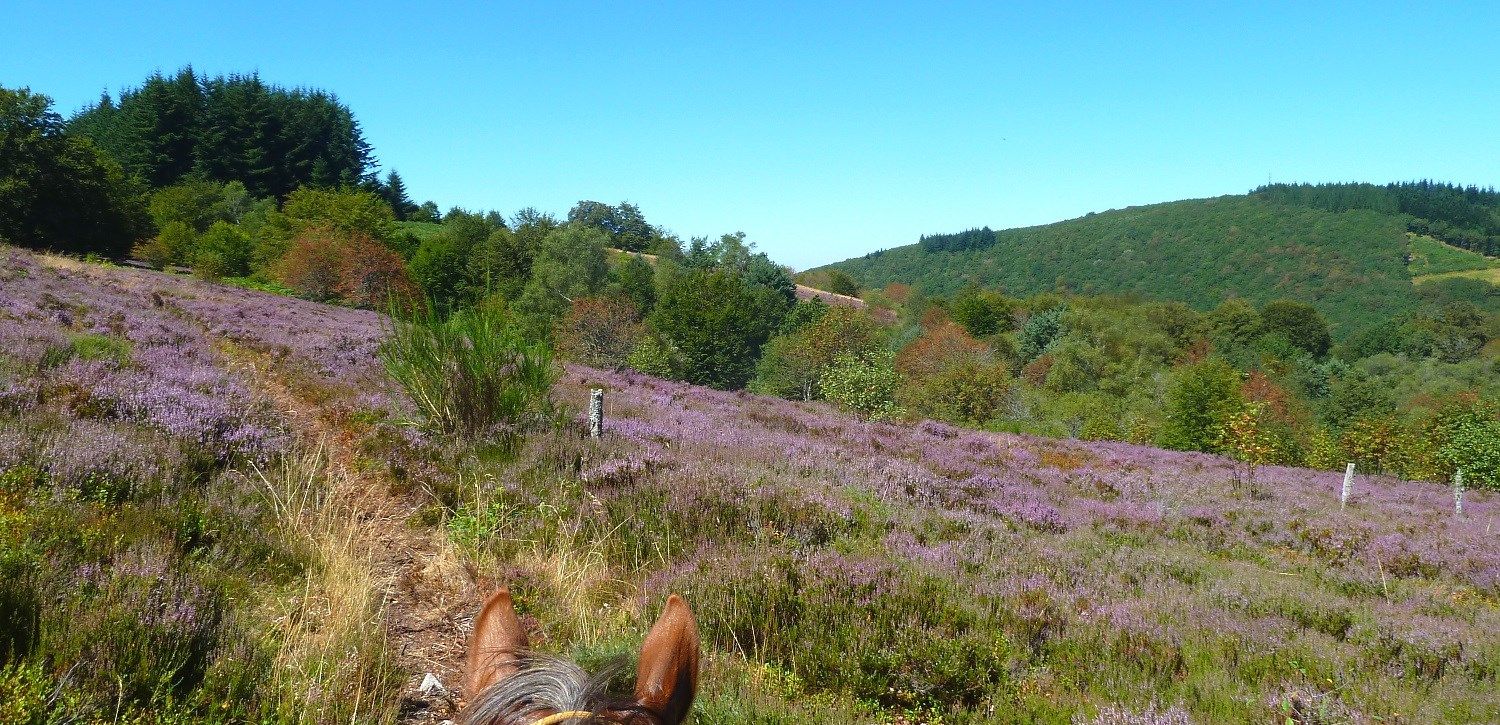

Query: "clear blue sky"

xmin=5 ymin=2 xmax=1497 ymax=269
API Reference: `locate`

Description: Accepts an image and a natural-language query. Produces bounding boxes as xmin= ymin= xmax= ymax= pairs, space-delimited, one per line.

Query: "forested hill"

xmin=817 ymin=194 xmax=1422 ymax=337
xmin=67 ymin=67 xmax=375 ymax=198
xmin=1255 ymin=181 xmax=1500 ymax=257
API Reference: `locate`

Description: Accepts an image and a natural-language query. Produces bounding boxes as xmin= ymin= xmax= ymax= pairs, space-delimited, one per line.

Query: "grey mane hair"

xmin=462 ymin=653 xmax=629 ymax=725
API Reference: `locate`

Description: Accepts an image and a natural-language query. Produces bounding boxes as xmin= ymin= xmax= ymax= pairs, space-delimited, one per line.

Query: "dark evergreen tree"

xmin=69 ymin=68 xmax=374 ymax=199
xmin=919 ymin=226 xmax=995 ymax=253
xmin=384 ymin=170 xmax=415 ymax=220
xmin=1255 ymin=181 xmax=1500 ymax=257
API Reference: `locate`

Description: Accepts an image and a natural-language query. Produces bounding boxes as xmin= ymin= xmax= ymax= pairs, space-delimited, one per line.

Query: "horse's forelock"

xmin=461 ymin=653 xmax=647 ymax=725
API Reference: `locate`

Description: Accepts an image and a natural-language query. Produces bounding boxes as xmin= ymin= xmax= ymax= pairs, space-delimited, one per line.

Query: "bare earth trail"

xmin=223 ymin=341 xmax=475 ymax=723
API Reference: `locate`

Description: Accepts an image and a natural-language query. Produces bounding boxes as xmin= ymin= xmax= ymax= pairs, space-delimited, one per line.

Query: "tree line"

xmin=1 ymin=69 xmax=439 ymax=256
xmin=747 ymin=277 xmax=1498 ymax=488
xmin=1255 ymin=181 xmax=1500 ymax=257
xmin=68 ymin=67 xmax=374 ymax=199
xmin=917 ymin=226 xmax=995 ymax=253
xmin=823 ymin=195 xmax=1423 ymax=338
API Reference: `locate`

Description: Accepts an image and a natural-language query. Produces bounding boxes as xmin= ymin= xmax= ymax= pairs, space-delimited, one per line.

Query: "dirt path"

xmin=223 ymin=344 xmax=477 ymax=723
xmin=36 ymin=254 xmax=478 ymax=719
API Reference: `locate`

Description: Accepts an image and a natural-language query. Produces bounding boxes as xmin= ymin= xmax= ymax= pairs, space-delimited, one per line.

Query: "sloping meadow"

xmin=2 ymin=246 xmax=1496 ymax=722
xmin=508 ymin=367 xmax=1497 ymax=722
xmin=0 ymin=248 xmax=402 ymax=722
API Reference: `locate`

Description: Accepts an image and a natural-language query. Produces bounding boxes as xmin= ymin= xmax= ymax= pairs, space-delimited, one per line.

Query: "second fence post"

xmin=1340 ymin=462 xmax=1355 ymax=509
xmin=589 ymin=388 xmax=604 ymax=439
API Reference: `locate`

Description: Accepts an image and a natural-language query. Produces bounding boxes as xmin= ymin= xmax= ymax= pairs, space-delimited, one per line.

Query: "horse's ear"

xmin=464 ymin=588 xmax=530 ymax=698
xmin=634 ymin=594 xmax=700 ymax=724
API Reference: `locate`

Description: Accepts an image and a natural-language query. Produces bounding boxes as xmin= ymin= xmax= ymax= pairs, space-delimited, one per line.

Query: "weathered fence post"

xmin=1340 ymin=463 xmax=1355 ymax=509
xmin=588 ymin=388 xmax=604 ymax=439
xmin=1453 ymin=468 xmax=1465 ymax=516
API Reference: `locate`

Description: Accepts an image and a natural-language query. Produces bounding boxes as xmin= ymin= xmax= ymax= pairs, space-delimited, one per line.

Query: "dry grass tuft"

xmin=256 ymin=444 xmax=403 ymax=724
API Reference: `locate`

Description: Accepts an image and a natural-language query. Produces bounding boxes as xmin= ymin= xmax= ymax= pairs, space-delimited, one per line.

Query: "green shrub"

xmin=134 ymin=220 xmax=197 ymax=269
xmin=1433 ymin=397 xmax=1500 ymax=489
xmin=626 ymin=331 xmax=683 ymax=378
xmin=1158 ymin=357 xmax=1244 ymax=453
xmin=380 ymin=303 xmax=557 ymax=438
xmin=819 ymin=350 xmax=904 ymax=422
xmin=903 ymin=357 xmax=1012 ymax=425
xmin=193 ymin=220 xmax=252 ymax=279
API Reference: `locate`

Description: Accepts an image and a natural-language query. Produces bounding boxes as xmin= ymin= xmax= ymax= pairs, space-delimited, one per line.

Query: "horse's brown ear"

xmin=464 ymin=588 xmax=530 ymax=697
xmin=634 ymin=594 xmax=700 ymax=724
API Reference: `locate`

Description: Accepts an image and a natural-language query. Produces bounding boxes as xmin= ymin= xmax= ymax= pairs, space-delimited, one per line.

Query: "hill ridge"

xmin=816 ymin=193 xmax=1425 ymax=336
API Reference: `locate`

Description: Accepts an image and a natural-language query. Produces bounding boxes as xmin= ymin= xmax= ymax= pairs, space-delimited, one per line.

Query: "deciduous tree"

xmin=0 ymin=86 xmax=147 ymax=255
xmin=1159 ymin=357 xmax=1245 ymax=453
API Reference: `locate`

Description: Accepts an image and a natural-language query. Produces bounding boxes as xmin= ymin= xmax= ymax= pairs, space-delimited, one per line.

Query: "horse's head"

xmin=459 ymin=589 xmax=700 ymax=725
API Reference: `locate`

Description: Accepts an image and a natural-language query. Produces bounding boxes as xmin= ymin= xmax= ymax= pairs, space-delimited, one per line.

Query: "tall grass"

xmin=380 ymin=303 xmax=557 ymax=438
xmin=255 ymin=444 xmax=403 ymax=724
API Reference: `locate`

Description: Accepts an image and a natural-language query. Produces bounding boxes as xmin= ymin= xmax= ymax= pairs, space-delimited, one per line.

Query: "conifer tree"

xmin=385 ymin=170 xmax=414 ymax=220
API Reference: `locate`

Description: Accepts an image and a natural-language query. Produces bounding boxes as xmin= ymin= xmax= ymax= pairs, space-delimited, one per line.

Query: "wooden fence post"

xmin=589 ymin=388 xmax=604 ymax=439
xmin=1340 ymin=463 xmax=1355 ymax=509
xmin=1454 ymin=469 xmax=1465 ymax=516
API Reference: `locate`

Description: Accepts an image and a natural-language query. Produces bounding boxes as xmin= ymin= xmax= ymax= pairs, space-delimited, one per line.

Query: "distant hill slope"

xmin=816 ymin=194 xmax=1419 ymax=336
xmin=1408 ymin=232 xmax=1500 ymax=281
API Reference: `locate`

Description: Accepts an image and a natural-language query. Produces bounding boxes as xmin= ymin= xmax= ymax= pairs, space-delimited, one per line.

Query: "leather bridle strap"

xmin=532 ymin=711 xmax=594 ymax=725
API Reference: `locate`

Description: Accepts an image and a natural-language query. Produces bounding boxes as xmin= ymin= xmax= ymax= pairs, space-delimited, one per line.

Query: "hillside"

xmin=817 ymin=194 xmax=1422 ymax=336
xmin=2 ymin=245 xmax=1497 ymax=722
xmin=1410 ymin=232 xmax=1500 ymax=286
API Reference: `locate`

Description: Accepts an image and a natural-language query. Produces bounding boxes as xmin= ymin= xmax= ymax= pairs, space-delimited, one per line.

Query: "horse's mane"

xmin=460 ymin=653 xmax=656 ymax=725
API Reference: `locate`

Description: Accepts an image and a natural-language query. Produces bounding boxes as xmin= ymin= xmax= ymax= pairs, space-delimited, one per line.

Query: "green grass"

xmin=1408 ymin=233 xmax=1500 ymax=278
xmin=816 ymin=195 xmax=1418 ymax=337
xmin=393 ymin=220 xmax=444 ymax=242
xmin=38 ymin=333 xmax=132 ymax=370
xmin=222 ymin=275 xmax=300 ymax=297
xmin=1415 ymin=266 xmax=1500 ymax=286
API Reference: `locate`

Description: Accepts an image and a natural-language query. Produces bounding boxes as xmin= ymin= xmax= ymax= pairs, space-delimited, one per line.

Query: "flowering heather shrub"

xmin=40 ymin=419 xmax=205 ymax=502
xmin=1075 ymin=703 xmax=1193 ymax=725
xmin=663 ymin=548 xmax=1018 ymax=712
xmin=0 ymin=251 xmax=288 ymax=462
xmin=0 ymin=446 xmax=303 ymax=720
xmin=43 ymin=548 xmax=227 ymax=705
xmin=0 ymin=248 xmax=314 ymax=720
xmin=157 ymin=272 xmax=393 ymax=394
xmin=504 ymin=364 xmax=1500 ymax=721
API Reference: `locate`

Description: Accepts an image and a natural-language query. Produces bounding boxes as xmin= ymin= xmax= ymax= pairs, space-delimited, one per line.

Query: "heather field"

xmin=2 ymin=246 xmax=1497 ymax=723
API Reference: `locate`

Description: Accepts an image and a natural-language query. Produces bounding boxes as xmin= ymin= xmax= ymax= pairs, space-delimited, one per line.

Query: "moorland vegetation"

xmin=1 ymin=68 xmax=1497 ymax=723
xmin=1 ymin=247 xmax=1496 ymax=723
